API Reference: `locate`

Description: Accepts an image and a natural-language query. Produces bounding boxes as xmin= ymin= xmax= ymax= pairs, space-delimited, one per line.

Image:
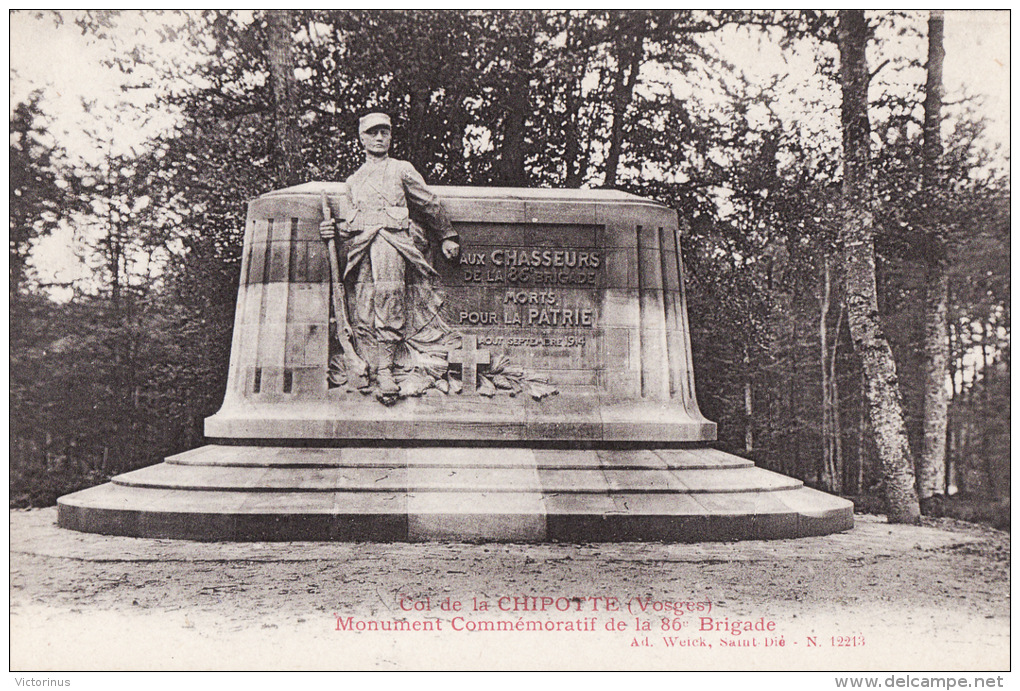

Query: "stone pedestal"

xmin=58 ymin=184 xmax=852 ymax=541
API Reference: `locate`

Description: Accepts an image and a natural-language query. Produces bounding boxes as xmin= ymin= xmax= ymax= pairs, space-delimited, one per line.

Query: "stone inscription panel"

xmin=438 ymin=223 xmax=609 ymax=383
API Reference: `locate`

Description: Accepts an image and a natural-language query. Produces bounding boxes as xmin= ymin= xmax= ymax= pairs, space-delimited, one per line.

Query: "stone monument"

xmin=58 ymin=116 xmax=852 ymax=542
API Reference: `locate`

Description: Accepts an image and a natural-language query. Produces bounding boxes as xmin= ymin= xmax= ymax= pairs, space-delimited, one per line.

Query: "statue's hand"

xmin=441 ymin=239 xmax=460 ymax=260
xmin=319 ymin=220 xmax=336 ymax=241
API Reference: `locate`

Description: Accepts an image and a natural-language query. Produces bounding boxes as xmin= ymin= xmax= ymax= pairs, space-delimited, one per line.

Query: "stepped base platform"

xmin=57 ymin=446 xmax=853 ymax=542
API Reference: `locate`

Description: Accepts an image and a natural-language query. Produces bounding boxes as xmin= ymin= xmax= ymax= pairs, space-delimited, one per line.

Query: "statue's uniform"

xmin=341 ymin=156 xmax=455 ymax=368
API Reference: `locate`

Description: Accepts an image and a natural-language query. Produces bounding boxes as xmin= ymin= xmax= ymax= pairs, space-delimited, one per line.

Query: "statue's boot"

xmin=376 ymin=343 xmax=401 ymax=396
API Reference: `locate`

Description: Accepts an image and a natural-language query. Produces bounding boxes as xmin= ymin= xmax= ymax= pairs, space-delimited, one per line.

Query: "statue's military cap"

xmin=359 ymin=112 xmax=391 ymax=133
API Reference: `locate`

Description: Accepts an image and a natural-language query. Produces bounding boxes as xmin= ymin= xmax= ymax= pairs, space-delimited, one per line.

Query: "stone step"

xmin=166 ymin=445 xmax=754 ymax=470
xmin=57 ymin=482 xmax=853 ymax=542
xmin=56 ymin=444 xmax=853 ymax=542
xmin=110 ymin=463 xmax=801 ymax=494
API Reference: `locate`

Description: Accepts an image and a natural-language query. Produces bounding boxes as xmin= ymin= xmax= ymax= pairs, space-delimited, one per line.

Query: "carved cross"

xmin=448 ymin=335 xmax=490 ymax=393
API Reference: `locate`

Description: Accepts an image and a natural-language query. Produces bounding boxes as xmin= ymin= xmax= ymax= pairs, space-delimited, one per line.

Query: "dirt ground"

xmin=9 ymin=508 xmax=1010 ymax=671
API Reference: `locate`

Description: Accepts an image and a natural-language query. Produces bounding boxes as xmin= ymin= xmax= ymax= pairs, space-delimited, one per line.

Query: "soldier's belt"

xmin=346 ymin=206 xmax=410 ymax=231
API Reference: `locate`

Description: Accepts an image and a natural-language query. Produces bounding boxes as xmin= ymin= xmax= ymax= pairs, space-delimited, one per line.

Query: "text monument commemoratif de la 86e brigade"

xmin=58 ymin=113 xmax=852 ymax=542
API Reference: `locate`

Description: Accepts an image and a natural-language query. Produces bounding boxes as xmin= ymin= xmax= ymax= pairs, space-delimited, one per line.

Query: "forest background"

xmin=9 ymin=10 xmax=1010 ymax=524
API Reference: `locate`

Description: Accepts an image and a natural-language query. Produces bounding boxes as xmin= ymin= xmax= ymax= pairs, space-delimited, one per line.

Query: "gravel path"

xmin=10 ymin=508 xmax=1009 ymax=671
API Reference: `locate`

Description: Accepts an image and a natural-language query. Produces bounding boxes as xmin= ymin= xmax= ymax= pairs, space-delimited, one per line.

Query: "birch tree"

xmin=267 ymin=10 xmax=301 ymax=187
xmin=837 ymin=10 xmax=920 ymax=523
xmin=918 ymin=10 xmax=949 ymax=499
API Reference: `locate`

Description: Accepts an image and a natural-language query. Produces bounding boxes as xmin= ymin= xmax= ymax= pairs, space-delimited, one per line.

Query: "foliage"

xmin=10 ymin=97 xmax=71 ymax=296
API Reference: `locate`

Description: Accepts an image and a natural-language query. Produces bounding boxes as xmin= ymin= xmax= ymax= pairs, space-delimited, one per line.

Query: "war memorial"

xmin=57 ymin=114 xmax=853 ymax=542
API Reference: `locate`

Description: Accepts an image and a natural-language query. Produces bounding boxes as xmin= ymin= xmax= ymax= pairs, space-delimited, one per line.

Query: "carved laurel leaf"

xmin=491 ymin=374 xmax=516 ymax=390
xmin=477 ymin=375 xmax=496 ymax=397
xmin=448 ymin=374 xmax=463 ymax=394
xmin=489 ymin=352 xmax=512 ymax=375
xmin=502 ymin=365 xmax=525 ymax=379
xmin=400 ymin=370 xmax=434 ymax=397
xmin=495 ymin=374 xmax=523 ymax=396
xmin=417 ymin=351 xmax=449 ymax=379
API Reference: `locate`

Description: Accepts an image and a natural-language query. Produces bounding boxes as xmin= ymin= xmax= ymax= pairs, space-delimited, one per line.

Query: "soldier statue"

xmin=320 ymin=113 xmax=460 ymax=400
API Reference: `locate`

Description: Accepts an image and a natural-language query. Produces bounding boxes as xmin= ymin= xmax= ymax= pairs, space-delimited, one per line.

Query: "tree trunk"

xmin=789 ymin=343 xmax=799 ymax=477
xmin=953 ymin=322 xmax=969 ymax=494
xmin=822 ymin=256 xmax=846 ymax=494
xmin=562 ymin=11 xmax=588 ymax=187
xmin=497 ymin=73 xmax=529 ymax=186
xmin=267 ymin=10 xmax=301 ymax=187
xmin=496 ymin=13 xmax=534 ymax=187
xmin=918 ymin=9 xmax=949 ymax=499
xmin=946 ymin=291 xmax=957 ymax=492
xmin=563 ymin=83 xmax=583 ymax=187
xmin=603 ymin=27 xmax=643 ymax=188
xmin=979 ymin=324 xmax=997 ymax=498
xmin=856 ymin=366 xmax=867 ymax=494
xmin=743 ymin=347 xmax=753 ymax=453
xmin=832 ymin=300 xmax=845 ymax=493
xmin=820 ymin=257 xmax=834 ymax=489
xmin=837 ymin=10 xmax=920 ymax=523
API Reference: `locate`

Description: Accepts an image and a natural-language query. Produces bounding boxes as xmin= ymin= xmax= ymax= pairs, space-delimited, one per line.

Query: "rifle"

xmin=321 ymin=191 xmax=368 ymax=382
